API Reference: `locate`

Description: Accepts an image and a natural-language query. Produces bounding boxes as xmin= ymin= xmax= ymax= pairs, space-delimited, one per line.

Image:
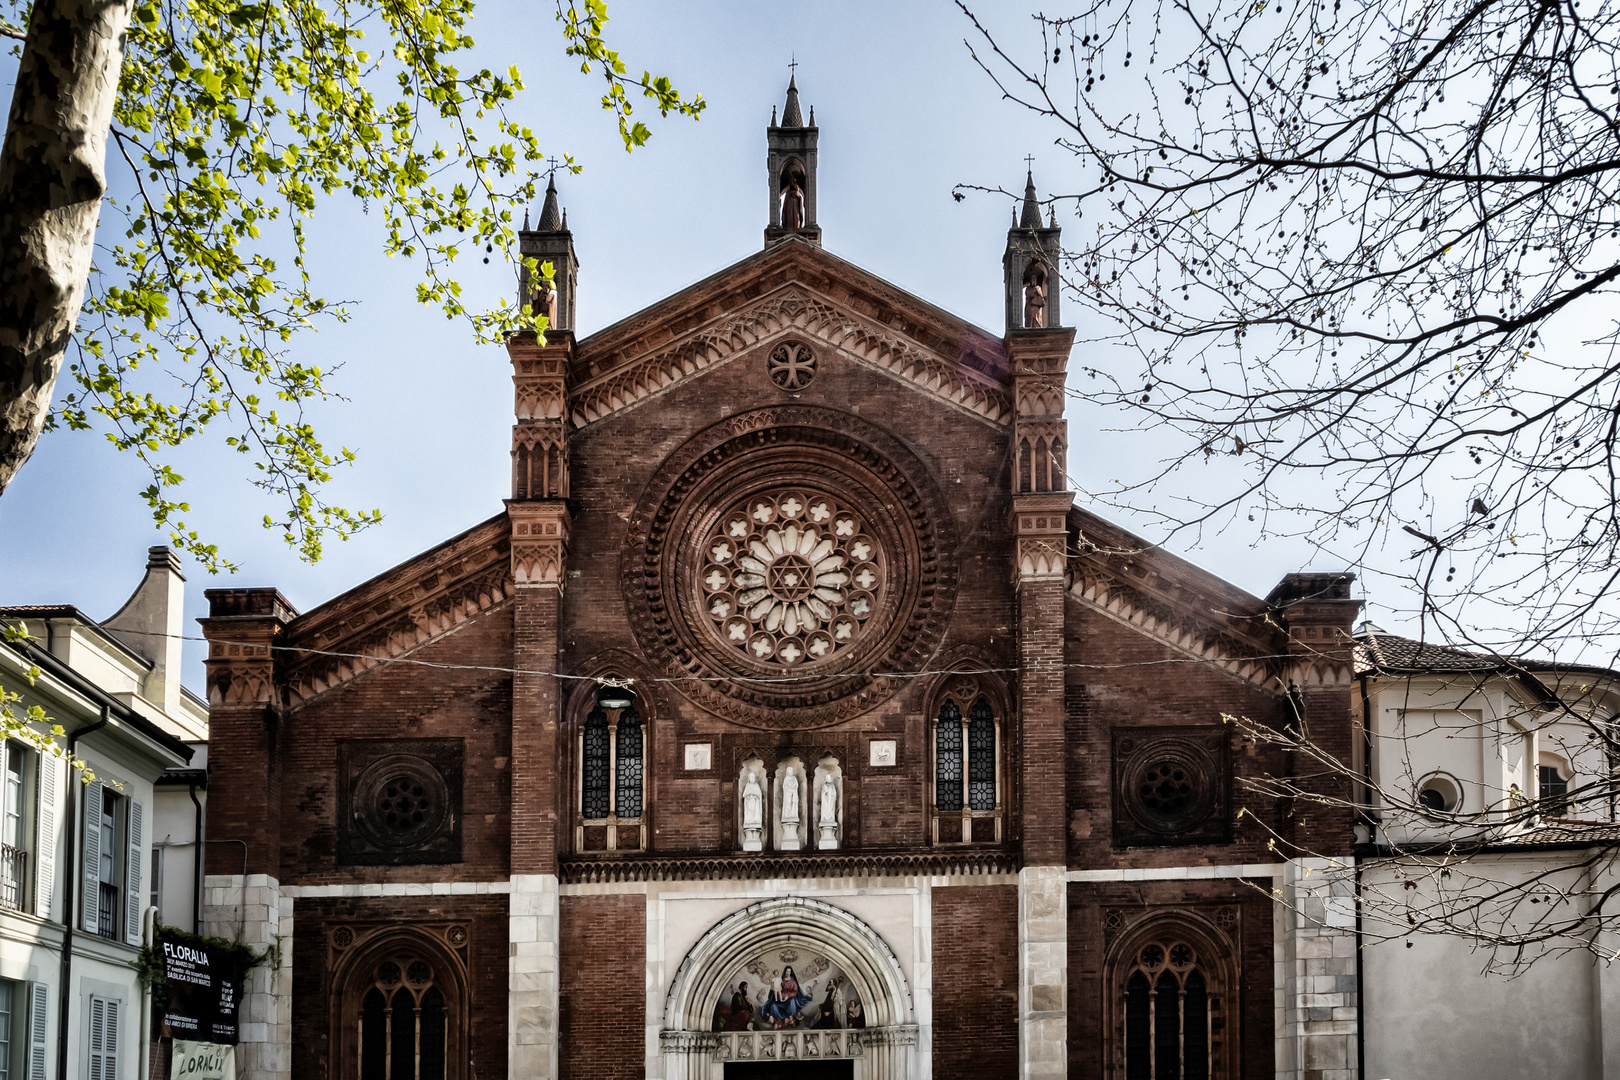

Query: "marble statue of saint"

xmin=782 ymin=769 xmax=800 ymax=823
xmin=743 ymin=773 xmax=764 ymax=829
xmin=1024 ymin=270 xmax=1048 ymax=328
xmin=819 ymin=780 xmax=837 ymax=827
xmin=782 ymin=176 xmax=805 ymax=230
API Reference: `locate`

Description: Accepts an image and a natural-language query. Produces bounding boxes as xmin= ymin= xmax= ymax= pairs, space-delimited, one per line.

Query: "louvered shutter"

xmin=27 ymin=982 xmax=47 ymax=1080
xmin=81 ymin=781 xmax=102 ymax=933
xmin=87 ymin=997 xmax=105 ymax=1078
xmin=34 ymin=753 xmax=55 ymax=922
xmin=102 ymin=998 xmax=119 ymax=1080
xmin=125 ymin=799 xmax=143 ymax=944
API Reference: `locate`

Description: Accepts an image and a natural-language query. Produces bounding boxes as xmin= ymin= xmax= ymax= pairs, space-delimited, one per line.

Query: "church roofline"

xmin=572 ymin=238 xmax=1009 ymax=390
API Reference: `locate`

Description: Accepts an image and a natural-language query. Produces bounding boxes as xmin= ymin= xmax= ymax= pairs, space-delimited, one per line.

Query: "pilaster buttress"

xmin=505 ymin=328 xmax=573 ymax=1079
xmin=505 ymin=328 xmax=574 ymax=872
xmin=1006 ymin=326 xmax=1075 ymax=1080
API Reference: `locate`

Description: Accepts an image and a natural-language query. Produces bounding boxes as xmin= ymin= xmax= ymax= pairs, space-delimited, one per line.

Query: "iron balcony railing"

xmin=0 ymin=844 xmax=25 ymax=913
xmin=97 ymin=881 xmax=118 ymax=939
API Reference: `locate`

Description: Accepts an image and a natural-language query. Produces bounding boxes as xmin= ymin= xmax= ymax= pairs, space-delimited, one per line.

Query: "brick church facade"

xmin=200 ymin=79 xmax=1362 ymax=1079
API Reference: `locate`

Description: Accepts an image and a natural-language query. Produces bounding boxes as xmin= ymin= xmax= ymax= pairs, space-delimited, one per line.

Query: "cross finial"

xmin=1024 ymin=154 xmax=1036 ymax=171
xmin=545 ymin=156 xmax=561 ymax=179
xmin=788 ymin=55 xmax=799 ymax=76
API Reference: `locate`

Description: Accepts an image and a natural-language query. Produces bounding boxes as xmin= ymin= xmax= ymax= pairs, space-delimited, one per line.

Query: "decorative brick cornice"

xmin=508 ymin=501 xmax=571 ymax=590
xmin=558 ymin=848 xmax=1019 ymax=884
xmin=1013 ymin=492 xmax=1074 ymax=581
xmin=569 ymin=285 xmax=1013 ymax=430
xmin=274 ymin=517 xmax=513 ymax=708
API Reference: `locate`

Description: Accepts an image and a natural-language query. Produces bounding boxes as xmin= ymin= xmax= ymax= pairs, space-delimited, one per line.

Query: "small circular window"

xmin=354 ymin=754 xmax=451 ymax=850
xmin=1121 ymin=743 xmax=1217 ymax=834
xmin=767 ymin=342 xmax=817 ymax=391
xmin=1417 ymin=774 xmax=1461 ymax=814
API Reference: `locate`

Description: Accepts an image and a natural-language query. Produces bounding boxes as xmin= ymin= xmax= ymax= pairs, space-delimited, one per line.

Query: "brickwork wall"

xmin=276 ymin=609 xmax=514 ymax=885
xmin=291 ymin=893 xmax=510 ymax=1080
xmin=561 ymin=349 xmax=1017 ymax=857
xmin=932 ymin=884 xmax=1019 ymax=1075
xmin=559 ymin=894 xmax=647 ymax=1079
xmin=1064 ymin=602 xmax=1324 ymax=869
xmin=1067 ymin=879 xmax=1276 ymax=1080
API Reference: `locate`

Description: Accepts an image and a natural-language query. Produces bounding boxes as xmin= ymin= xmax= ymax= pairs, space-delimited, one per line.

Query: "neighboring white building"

xmin=1354 ymin=633 xmax=1620 ymax=1080
xmin=1 ymin=547 xmax=203 ymax=1080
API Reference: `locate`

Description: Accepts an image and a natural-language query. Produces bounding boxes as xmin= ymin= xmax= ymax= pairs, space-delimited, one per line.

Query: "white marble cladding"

xmin=1274 ymin=858 xmax=1359 ymax=1080
xmin=510 ymin=873 xmax=561 ymax=1079
xmin=1019 ymin=866 xmax=1067 ymax=1080
xmin=203 ymin=873 xmax=291 ymax=1080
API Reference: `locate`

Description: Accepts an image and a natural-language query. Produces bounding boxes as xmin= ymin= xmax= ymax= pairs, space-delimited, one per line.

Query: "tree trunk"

xmin=0 ymin=0 xmax=131 ymax=493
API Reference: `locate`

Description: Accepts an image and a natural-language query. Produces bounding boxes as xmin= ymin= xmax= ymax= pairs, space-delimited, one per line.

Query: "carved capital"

xmin=508 ymin=501 xmax=571 ymax=589
xmin=1012 ymin=493 xmax=1072 ymax=581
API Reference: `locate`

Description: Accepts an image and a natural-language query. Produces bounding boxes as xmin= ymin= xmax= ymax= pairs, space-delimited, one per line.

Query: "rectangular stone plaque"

xmin=869 ymin=739 xmax=897 ymax=767
xmin=683 ymin=742 xmax=712 ymax=770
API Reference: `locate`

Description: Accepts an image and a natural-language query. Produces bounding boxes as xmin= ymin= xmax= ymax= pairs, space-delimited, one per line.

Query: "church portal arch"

xmin=662 ymin=896 xmax=918 ymax=1077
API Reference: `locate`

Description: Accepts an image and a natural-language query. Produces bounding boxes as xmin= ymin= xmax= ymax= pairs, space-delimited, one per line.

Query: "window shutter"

xmin=125 ymin=800 xmax=144 ymax=944
xmin=82 ymin=781 xmax=102 ymax=933
xmin=103 ymin=998 xmax=120 ymax=1080
xmin=87 ymin=996 xmax=105 ymax=1077
xmin=27 ymin=981 xmax=48 ymax=1080
xmin=35 ymin=753 xmax=55 ymax=922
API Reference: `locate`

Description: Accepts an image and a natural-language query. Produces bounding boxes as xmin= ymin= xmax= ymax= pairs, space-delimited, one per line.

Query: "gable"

xmin=1064 ymin=507 xmax=1292 ymax=693
xmin=567 ymin=241 xmax=1012 ymax=431
xmin=277 ymin=514 xmax=512 ymax=707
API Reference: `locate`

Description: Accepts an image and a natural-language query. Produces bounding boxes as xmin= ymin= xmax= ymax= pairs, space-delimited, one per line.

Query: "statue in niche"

xmin=742 ymin=771 xmax=765 ymax=852
xmin=1024 ymin=265 xmax=1048 ymax=328
xmin=781 ymin=174 xmax=806 ymax=230
xmin=817 ymin=778 xmax=839 ymax=850
xmin=780 ymin=768 xmax=802 ymax=850
xmin=532 ymin=277 xmax=556 ymax=327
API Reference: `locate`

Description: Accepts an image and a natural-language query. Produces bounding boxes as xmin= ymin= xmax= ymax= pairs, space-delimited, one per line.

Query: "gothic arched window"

xmin=336 ymin=934 xmax=467 ymax=1080
xmin=1108 ymin=920 xmax=1235 ymax=1080
xmin=576 ymin=684 xmax=645 ymax=852
xmin=932 ymin=683 xmax=1003 ymax=844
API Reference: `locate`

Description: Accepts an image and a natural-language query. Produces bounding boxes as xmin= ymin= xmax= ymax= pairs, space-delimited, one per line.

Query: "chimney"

xmin=104 ymin=546 xmax=188 ymax=716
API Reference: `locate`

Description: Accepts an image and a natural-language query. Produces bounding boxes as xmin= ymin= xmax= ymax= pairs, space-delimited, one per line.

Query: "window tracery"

xmin=576 ymin=686 xmax=645 ymax=851
xmin=931 ymin=681 xmax=1003 ymax=844
xmin=699 ymin=489 xmax=884 ymax=668
xmin=1108 ymin=921 xmax=1234 ymax=1080
xmin=335 ymin=932 xmax=467 ymax=1080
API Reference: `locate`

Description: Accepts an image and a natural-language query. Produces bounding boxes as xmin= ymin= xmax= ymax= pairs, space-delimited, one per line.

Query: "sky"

xmin=0 ymin=0 xmax=1347 ymax=693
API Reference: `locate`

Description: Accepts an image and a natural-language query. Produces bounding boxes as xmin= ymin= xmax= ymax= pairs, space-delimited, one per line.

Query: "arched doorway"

xmin=661 ymin=897 xmax=918 ymax=1079
xmin=330 ymin=928 xmax=470 ymax=1080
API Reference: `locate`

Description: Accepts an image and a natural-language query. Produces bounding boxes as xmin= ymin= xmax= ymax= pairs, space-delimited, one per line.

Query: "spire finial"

xmin=537 ymin=170 xmax=562 ymax=231
xmin=523 ymin=208 xmax=530 ymax=230
xmin=1019 ymin=161 xmax=1042 ymax=230
xmin=782 ymin=66 xmax=804 ymax=127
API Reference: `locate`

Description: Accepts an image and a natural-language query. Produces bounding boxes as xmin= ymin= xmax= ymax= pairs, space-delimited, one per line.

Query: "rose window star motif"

xmin=700 ymin=490 xmax=885 ymax=666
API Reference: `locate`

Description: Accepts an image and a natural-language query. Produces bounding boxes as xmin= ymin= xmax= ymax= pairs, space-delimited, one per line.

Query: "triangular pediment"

xmin=568 ymin=240 xmax=1013 ymax=430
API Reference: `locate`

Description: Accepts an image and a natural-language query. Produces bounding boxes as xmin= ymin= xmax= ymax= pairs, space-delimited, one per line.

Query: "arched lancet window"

xmin=936 ymin=701 xmax=963 ymax=813
xmin=336 ymin=935 xmax=466 ymax=1080
xmin=968 ymin=699 xmax=997 ymax=811
xmin=576 ymin=683 xmax=645 ymax=851
xmin=932 ymin=683 xmax=1003 ymax=844
xmin=1109 ymin=922 xmax=1233 ymax=1080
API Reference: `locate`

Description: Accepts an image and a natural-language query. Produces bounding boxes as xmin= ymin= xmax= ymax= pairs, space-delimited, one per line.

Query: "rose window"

xmin=699 ymin=489 xmax=885 ymax=666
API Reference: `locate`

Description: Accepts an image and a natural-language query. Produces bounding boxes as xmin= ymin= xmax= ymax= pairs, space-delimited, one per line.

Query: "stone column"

xmin=658 ymin=1031 xmax=720 ymax=1080
xmin=199 ymin=588 xmax=295 ymax=1080
xmin=1275 ymin=857 xmax=1359 ymax=1080
xmin=861 ymin=1025 xmax=920 ymax=1080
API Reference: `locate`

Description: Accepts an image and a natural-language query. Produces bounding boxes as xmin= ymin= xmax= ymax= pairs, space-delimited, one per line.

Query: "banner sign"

xmin=158 ymin=930 xmax=243 ymax=1045
xmin=171 ymin=1040 xmax=236 ymax=1080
